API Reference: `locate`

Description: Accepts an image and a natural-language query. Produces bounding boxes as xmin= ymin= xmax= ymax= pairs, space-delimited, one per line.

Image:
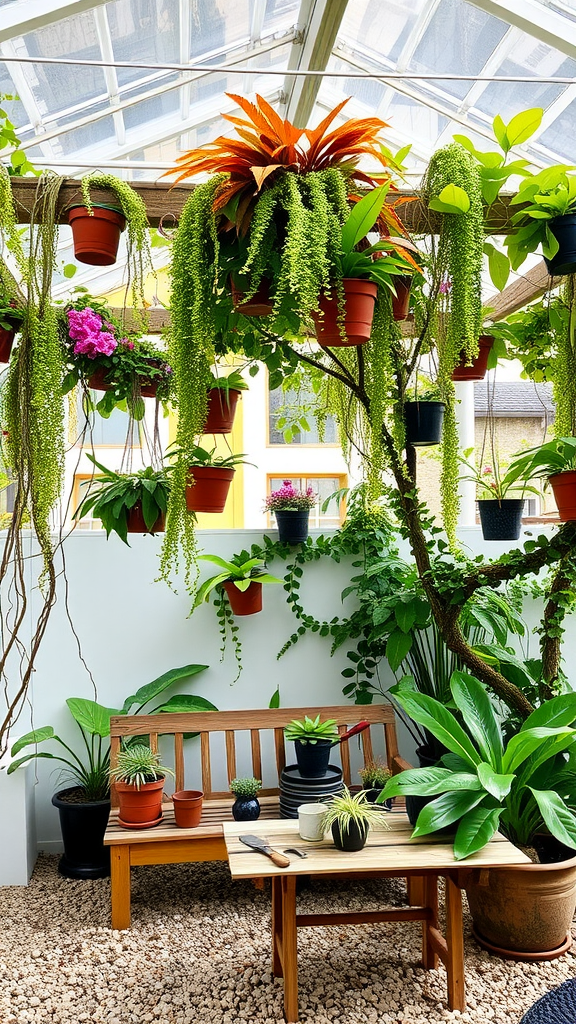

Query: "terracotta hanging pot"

xmin=137 ymin=359 xmax=166 ymax=398
xmin=313 ymin=279 xmax=378 ymax=347
xmin=185 ymin=466 xmax=235 ymax=513
xmin=203 ymin=388 xmax=242 ymax=433
xmin=172 ymin=789 xmax=203 ymax=828
xmin=126 ymin=502 xmax=165 ymax=535
xmin=548 ymin=470 xmax=576 ymax=521
xmin=391 ymin=275 xmax=412 ymax=321
xmin=452 ymin=334 xmax=494 ymax=382
xmin=68 ymin=204 xmax=126 ymax=266
xmin=230 ymin=278 xmax=273 ymax=316
xmin=223 ymin=579 xmax=262 ymax=615
xmin=115 ymin=777 xmax=165 ymax=829
xmin=87 ymin=365 xmax=114 ymax=391
xmin=0 ymin=319 xmax=19 ymax=363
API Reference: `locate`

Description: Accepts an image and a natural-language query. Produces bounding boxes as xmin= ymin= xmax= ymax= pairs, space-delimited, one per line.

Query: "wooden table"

xmin=224 ymin=816 xmax=530 ymax=1022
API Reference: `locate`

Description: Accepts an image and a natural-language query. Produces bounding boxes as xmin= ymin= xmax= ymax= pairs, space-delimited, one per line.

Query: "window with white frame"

xmin=267 ymin=475 xmax=346 ymax=528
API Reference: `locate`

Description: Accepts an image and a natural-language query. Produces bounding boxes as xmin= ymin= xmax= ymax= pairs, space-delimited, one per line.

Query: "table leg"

xmin=445 ymin=875 xmax=465 ymax=1011
xmin=110 ymin=845 xmax=131 ymax=930
xmin=271 ymin=876 xmax=283 ymax=978
xmin=281 ymin=875 xmax=298 ymax=1023
xmin=422 ymin=874 xmax=439 ymax=970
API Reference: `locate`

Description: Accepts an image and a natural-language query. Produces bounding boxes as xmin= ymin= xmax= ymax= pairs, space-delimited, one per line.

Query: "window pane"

xmin=268 ymin=476 xmax=344 ymax=527
xmin=269 ymin=387 xmax=337 ymax=444
xmin=75 ymin=393 xmax=140 ymax=447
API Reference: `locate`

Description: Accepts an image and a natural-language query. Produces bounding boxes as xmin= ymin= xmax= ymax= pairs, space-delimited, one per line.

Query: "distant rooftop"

xmin=474 ymin=382 xmax=555 ymax=420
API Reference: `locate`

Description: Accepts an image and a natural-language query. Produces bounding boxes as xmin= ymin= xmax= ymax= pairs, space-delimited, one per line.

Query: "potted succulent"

xmin=378 ymin=672 xmax=576 ymax=958
xmin=508 ymin=437 xmax=576 ymax=521
xmin=8 ymin=664 xmax=211 ymax=877
xmin=460 ymin=452 xmax=539 ymax=540
xmin=404 ymin=386 xmax=445 ymax=447
xmin=264 ymin=480 xmax=317 ymax=545
xmin=0 ymin=297 xmax=23 ymax=363
xmin=110 ymin=744 xmax=175 ymax=829
xmin=229 ymin=777 xmax=262 ymax=821
xmin=321 ymin=786 xmax=389 ymax=851
xmin=204 ymin=370 xmax=248 ymax=434
xmin=60 ymin=292 xmax=172 ymax=419
xmin=358 ymin=758 xmax=392 ymax=803
xmin=184 ymin=444 xmax=250 ymax=513
xmin=73 ymin=456 xmax=170 ymax=541
xmin=284 ymin=714 xmax=339 ymax=778
xmin=193 ymin=552 xmax=281 ymax=616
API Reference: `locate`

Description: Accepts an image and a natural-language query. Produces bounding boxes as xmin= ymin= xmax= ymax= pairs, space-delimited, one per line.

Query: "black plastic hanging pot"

xmin=544 ymin=214 xmax=576 ymax=276
xmin=274 ymin=509 xmax=310 ymax=545
xmin=404 ymin=401 xmax=445 ymax=446
xmin=478 ymin=499 xmax=524 ymax=541
xmin=52 ymin=788 xmax=110 ymax=879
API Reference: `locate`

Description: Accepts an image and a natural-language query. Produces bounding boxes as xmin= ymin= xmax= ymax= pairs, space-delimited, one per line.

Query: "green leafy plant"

xmin=358 ymin=758 xmax=391 ymax=789
xmin=208 ymin=370 xmax=248 ymax=393
xmin=508 ymin=437 xmax=576 ymax=482
xmin=8 ymin=664 xmax=213 ymax=800
xmin=110 ymin=744 xmax=175 ymax=788
xmin=379 ymin=672 xmax=576 ymax=859
xmin=0 ymin=296 xmax=23 ymax=332
xmin=73 ymin=456 xmax=170 ymax=543
xmin=321 ymin=785 xmax=390 ymax=836
xmin=229 ymin=777 xmax=262 ymax=797
xmin=507 ymin=166 xmax=576 ymax=270
xmin=193 ymin=553 xmax=281 ymax=609
xmin=459 ymin=451 xmax=540 ymax=501
xmin=184 ymin=444 xmax=250 ymax=469
xmin=284 ymin=714 xmax=339 ymax=744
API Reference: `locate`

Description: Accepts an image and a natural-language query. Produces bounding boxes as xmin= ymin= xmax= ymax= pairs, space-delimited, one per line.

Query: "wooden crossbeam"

xmin=484 ymin=261 xmax=562 ymax=321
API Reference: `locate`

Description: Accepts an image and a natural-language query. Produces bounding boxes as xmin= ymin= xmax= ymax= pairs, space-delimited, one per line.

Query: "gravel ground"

xmin=1 ymin=855 xmax=575 ymax=1024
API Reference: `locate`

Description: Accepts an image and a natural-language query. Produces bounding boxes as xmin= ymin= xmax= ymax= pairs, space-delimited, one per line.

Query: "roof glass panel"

xmin=263 ymin=0 xmax=300 ymax=34
xmin=338 ymin=0 xmax=426 ymax=67
xmin=537 ymin=98 xmax=576 ymax=159
xmin=189 ymin=0 xmax=252 ymax=59
xmin=20 ymin=11 xmax=107 ymax=118
xmin=108 ymin=0 xmax=181 ymax=88
xmin=475 ymin=46 xmax=576 ymax=123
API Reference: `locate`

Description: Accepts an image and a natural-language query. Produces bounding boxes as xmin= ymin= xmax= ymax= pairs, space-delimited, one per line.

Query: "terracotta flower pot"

xmin=223 ymin=579 xmax=262 ymax=615
xmin=549 ymin=470 xmax=576 ymax=521
xmin=230 ymin=278 xmax=273 ymax=316
xmin=313 ymin=279 xmax=378 ymax=347
xmin=172 ymin=789 xmax=203 ymax=828
xmin=115 ymin=777 xmax=165 ymax=829
xmin=452 ymin=334 xmax=494 ymax=382
xmin=392 ymin=275 xmax=412 ymax=321
xmin=465 ymin=851 xmax=576 ymax=959
xmin=126 ymin=503 xmax=165 ymax=535
xmin=0 ymin=317 xmax=20 ymax=363
xmin=68 ymin=205 xmax=126 ymax=266
xmin=185 ymin=466 xmax=235 ymax=513
xmin=203 ymin=388 xmax=242 ymax=434
xmin=87 ymin=365 xmax=113 ymax=391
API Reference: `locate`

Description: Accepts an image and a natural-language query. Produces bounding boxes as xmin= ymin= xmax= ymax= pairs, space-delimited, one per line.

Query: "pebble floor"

xmin=1 ymin=854 xmax=575 ymax=1024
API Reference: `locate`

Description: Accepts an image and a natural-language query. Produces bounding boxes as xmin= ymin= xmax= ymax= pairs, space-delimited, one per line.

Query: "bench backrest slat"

xmin=250 ymin=729 xmax=262 ymax=782
xmin=174 ymin=733 xmax=185 ymax=792
xmin=225 ymin=730 xmax=237 ymax=782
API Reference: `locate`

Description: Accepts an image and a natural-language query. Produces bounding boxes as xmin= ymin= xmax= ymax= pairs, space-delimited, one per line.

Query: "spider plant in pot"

xmin=508 ymin=437 xmax=576 ymax=521
xmin=204 ymin=370 xmax=248 ymax=434
xmin=321 ymin=786 xmax=390 ymax=851
xmin=73 ymin=455 xmax=170 ymax=541
xmin=183 ymin=444 xmax=251 ymax=514
xmin=264 ymin=480 xmax=317 ymax=545
xmin=284 ymin=715 xmax=339 ymax=779
xmin=229 ymin=777 xmax=262 ymax=821
xmin=459 ymin=450 xmax=539 ymax=540
xmin=110 ymin=744 xmax=175 ymax=829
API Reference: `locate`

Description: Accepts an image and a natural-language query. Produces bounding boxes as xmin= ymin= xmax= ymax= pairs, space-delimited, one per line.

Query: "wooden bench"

xmin=104 ymin=704 xmax=410 ymax=929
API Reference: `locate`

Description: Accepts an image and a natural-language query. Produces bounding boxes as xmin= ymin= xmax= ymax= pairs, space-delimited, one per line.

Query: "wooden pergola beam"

xmin=484 ymin=261 xmax=562 ymax=321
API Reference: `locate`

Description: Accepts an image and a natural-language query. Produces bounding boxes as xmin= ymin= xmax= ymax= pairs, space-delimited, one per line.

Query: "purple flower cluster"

xmin=264 ymin=480 xmax=317 ymax=512
xmin=67 ymin=307 xmax=122 ymax=360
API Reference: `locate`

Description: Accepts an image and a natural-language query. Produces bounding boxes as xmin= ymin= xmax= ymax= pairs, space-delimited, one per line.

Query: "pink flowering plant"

xmin=264 ymin=480 xmax=317 ymax=512
xmin=60 ymin=292 xmax=172 ymax=418
xmin=459 ymin=450 xmax=540 ymax=503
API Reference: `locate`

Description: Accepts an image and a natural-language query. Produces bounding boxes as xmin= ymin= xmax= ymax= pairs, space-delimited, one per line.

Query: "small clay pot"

xmin=68 ymin=205 xmax=126 ymax=266
xmin=223 ymin=580 xmax=263 ymax=615
xmin=125 ymin=503 xmax=165 ymax=535
xmin=172 ymin=790 xmax=203 ymax=828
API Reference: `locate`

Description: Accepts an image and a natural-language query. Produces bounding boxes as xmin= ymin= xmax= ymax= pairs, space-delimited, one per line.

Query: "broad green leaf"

xmin=450 ymin=671 xmax=503 ymax=768
xmin=485 ymin=241 xmax=510 ymax=291
xmin=386 ymin=629 xmax=412 ymax=671
xmin=155 ymin=695 xmax=218 ymax=713
xmin=411 ymin=790 xmax=485 ymax=838
xmin=493 ymin=114 xmax=508 ymax=151
xmin=341 ymin=182 xmax=391 ymax=252
xmin=391 ymin=688 xmax=481 ymax=769
xmin=503 ymin=726 xmax=576 ymax=774
xmin=529 ymin=788 xmax=576 ymax=850
xmin=269 ymin=687 xmax=280 ymax=709
xmin=11 ymin=726 xmax=55 ymax=756
xmin=454 ymin=805 xmax=502 ymax=860
xmin=428 ymin=183 xmax=470 ymax=214
xmin=66 ymin=698 xmax=121 ymax=738
xmin=505 ymin=108 xmax=543 ymax=147
xmin=380 ymin=767 xmax=481 ymax=799
xmin=394 ymin=602 xmax=417 ymax=634
xmin=476 ymin=762 xmax=514 ymax=800
xmin=523 ymin=692 xmax=576 ymax=731
xmin=123 ymin=664 xmax=209 ymax=713
xmin=7 ymin=751 xmax=60 ymax=774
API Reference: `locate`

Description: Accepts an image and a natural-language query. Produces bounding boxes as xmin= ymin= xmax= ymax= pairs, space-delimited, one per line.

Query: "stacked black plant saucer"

xmin=279 ymin=763 xmax=344 ymax=819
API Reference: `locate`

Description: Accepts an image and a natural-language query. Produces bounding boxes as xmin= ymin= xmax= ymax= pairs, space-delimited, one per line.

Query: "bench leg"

xmin=407 ymin=875 xmax=425 ymax=906
xmin=271 ymin=877 xmax=283 ymax=978
xmin=281 ymin=875 xmax=298 ymax=1023
xmin=110 ymin=845 xmax=131 ymax=930
xmin=445 ymin=875 xmax=465 ymax=1011
xmin=422 ymin=874 xmax=439 ymax=970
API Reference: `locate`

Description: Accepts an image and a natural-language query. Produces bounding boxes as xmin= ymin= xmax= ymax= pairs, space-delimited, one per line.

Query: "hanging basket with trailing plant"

xmin=68 ymin=203 xmax=126 ymax=266
xmin=452 ymin=334 xmax=494 ymax=382
xmin=203 ymin=371 xmax=248 ymax=434
xmin=73 ymin=457 xmax=170 ymax=542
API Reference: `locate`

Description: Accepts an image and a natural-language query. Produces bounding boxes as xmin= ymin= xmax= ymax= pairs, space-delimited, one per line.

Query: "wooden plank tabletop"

xmin=224 ymin=817 xmax=531 ymax=879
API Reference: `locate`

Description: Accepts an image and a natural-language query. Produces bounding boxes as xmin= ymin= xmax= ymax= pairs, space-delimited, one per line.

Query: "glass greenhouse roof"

xmin=0 ymin=0 xmax=575 ymax=182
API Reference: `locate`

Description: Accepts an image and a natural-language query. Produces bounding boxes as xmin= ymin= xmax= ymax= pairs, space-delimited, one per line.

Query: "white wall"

xmin=0 ymin=523 xmax=562 ymax=854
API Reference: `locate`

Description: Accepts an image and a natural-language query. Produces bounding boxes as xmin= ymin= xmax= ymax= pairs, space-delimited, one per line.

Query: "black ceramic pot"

xmin=404 ymin=401 xmax=445 ymax=447
xmin=363 ymin=786 xmax=393 ymax=809
xmin=232 ymin=796 xmax=260 ymax=821
xmin=51 ymin=788 xmax=110 ymax=879
xmin=332 ymin=818 xmax=368 ymax=852
xmin=478 ymin=499 xmax=524 ymax=541
xmin=294 ymin=739 xmax=332 ymax=778
xmin=274 ymin=510 xmax=310 ymax=545
xmin=405 ymin=745 xmax=439 ymax=828
xmin=544 ymin=214 xmax=576 ymax=276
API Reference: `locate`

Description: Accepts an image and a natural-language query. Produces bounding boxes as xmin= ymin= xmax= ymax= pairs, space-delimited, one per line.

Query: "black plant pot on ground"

xmin=478 ymin=499 xmax=524 ymax=541
xmin=274 ymin=510 xmax=310 ymax=545
xmin=404 ymin=402 xmax=445 ymax=447
xmin=51 ymin=788 xmax=111 ymax=879
xmin=544 ymin=214 xmax=576 ymax=276
xmin=294 ymin=739 xmax=332 ymax=778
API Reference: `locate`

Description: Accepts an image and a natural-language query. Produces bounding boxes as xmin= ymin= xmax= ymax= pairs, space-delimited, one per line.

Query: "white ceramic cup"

xmin=298 ymin=802 xmax=327 ymax=841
